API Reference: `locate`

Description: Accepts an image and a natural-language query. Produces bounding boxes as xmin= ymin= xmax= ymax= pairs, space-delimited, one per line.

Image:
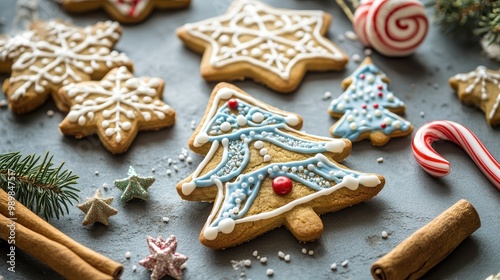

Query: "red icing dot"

xmin=381 ymin=123 xmax=387 ymax=128
xmin=360 ymin=74 xmax=365 ymax=79
xmin=228 ymin=99 xmax=238 ymax=109
xmin=377 ymin=85 xmax=383 ymax=90
xmin=378 ymin=92 xmax=383 ymax=97
xmin=373 ymin=103 xmax=379 ymax=109
xmin=272 ymin=176 xmax=293 ymax=195
xmin=362 ymin=104 xmax=367 ymax=109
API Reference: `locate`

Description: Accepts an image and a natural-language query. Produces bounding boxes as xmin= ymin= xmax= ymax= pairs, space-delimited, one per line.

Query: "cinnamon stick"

xmin=0 ymin=189 xmax=123 ymax=279
xmin=0 ymin=213 xmax=112 ymax=280
xmin=371 ymin=199 xmax=481 ymax=280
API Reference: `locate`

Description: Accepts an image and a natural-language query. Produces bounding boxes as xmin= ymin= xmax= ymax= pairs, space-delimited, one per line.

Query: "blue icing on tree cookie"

xmin=328 ymin=57 xmax=413 ymax=146
xmin=177 ymin=83 xmax=385 ymax=249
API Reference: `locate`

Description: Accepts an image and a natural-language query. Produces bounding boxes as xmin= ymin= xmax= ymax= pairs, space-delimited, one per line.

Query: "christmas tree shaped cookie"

xmin=176 ymin=83 xmax=385 ymax=249
xmin=328 ymin=57 xmax=413 ymax=146
xmin=449 ymin=66 xmax=500 ymax=126
xmin=0 ymin=20 xmax=132 ymax=114
xmin=177 ymin=0 xmax=348 ymax=93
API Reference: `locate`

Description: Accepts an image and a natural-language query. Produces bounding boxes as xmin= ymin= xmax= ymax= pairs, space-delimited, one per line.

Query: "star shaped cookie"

xmin=62 ymin=0 xmax=191 ymax=23
xmin=139 ymin=235 xmax=188 ymax=280
xmin=77 ymin=189 xmax=118 ymax=226
xmin=177 ymin=0 xmax=348 ymax=93
xmin=450 ymin=66 xmax=500 ymax=126
xmin=0 ymin=20 xmax=132 ymax=114
xmin=58 ymin=66 xmax=176 ymax=154
xmin=114 ymin=166 xmax=155 ymax=202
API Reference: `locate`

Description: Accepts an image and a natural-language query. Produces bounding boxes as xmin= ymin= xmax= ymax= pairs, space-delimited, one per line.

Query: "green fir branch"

xmin=0 ymin=151 xmax=80 ymax=220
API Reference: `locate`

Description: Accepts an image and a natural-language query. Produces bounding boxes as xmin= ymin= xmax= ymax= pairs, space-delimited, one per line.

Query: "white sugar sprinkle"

xmin=243 ymin=259 xmax=252 ymax=267
xmin=95 ymin=171 xmax=99 ymax=175
xmin=278 ymin=251 xmax=285 ymax=258
xmin=322 ymin=91 xmax=332 ymax=100
xmin=102 ymin=183 xmax=108 ymax=189
xmin=351 ymin=54 xmax=361 ymax=63
xmin=377 ymin=157 xmax=384 ymax=163
xmin=190 ymin=120 xmax=196 ymax=130
xmin=173 ymin=165 xmax=179 ymax=172
xmin=151 ymin=167 xmax=156 ymax=173
xmin=179 ymin=154 xmax=185 ymax=161
xmin=260 ymin=257 xmax=267 ymax=263
xmin=266 ymin=269 xmax=274 ymax=276
xmin=331 ymin=263 xmax=337 ymax=270
xmin=167 ymin=158 xmax=172 ymax=165
xmin=420 ymin=111 xmax=425 ymax=117
xmin=187 ymin=157 xmax=193 ymax=164
xmin=364 ymin=48 xmax=373 ymax=56
xmin=341 ymin=260 xmax=349 ymax=267
xmin=345 ymin=30 xmax=357 ymax=41
xmin=308 ymin=250 xmax=314 ymax=256
xmin=47 ymin=110 xmax=55 ymax=117
xmin=132 ymin=265 xmax=137 ymax=272
xmin=162 ymin=217 xmax=170 ymax=223
xmin=253 ymin=250 xmax=258 ymax=257
xmin=166 ymin=169 xmax=172 ymax=175
xmin=284 ymin=254 xmax=290 ymax=262
xmin=382 ymin=231 xmax=388 ymax=238
xmin=125 ymin=252 xmax=131 ymax=259
xmin=0 ymin=99 xmax=7 ymax=108
xmin=181 ymin=148 xmax=188 ymax=156
xmin=301 ymin=248 xmax=307 ymax=254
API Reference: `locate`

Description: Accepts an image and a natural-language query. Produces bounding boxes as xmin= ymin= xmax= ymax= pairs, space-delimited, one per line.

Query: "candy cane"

xmin=412 ymin=120 xmax=500 ymax=191
xmin=353 ymin=0 xmax=374 ymax=46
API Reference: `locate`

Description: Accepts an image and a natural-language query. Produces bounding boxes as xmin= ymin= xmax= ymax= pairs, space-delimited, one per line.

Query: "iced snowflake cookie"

xmin=328 ymin=57 xmax=413 ymax=146
xmin=176 ymin=0 xmax=348 ymax=93
xmin=62 ymin=0 xmax=191 ymax=24
xmin=0 ymin=20 xmax=132 ymax=114
xmin=176 ymin=83 xmax=385 ymax=249
xmin=449 ymin=66 xmax=500 ymax=126
xmin=59 ymin=66 xmax=175 ymax=154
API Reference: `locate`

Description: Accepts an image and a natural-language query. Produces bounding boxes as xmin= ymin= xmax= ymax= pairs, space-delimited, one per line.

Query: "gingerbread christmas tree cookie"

xmin=0 ymin=20 xmax=132 ymax=114
xmin=59 ymin=66 xmax=176 ymax=154
xmin=176 ymin=83 xmax=384 ymax=249
xmin=329 ymin=57 xmax=413 ymax=146
xmin=449 ymin=66 xmax=500 ymax=126
xmin=62 ymin=0 xmax=191 ymax=24
xmin=177 ymin=0 xmax=348 ymax=93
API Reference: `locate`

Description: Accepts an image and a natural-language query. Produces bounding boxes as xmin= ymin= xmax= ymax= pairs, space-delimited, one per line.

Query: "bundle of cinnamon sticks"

xmin=0 ymin=189 xmax=123 ymax=280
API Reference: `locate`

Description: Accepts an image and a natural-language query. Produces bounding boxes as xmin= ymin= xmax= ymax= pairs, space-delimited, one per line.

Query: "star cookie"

xmin=62 ymin=0 xmax=191 ymax=24
xmin=139 ymin=235 xmax=188 ymax=280
xmin=0 ymin=20 xmax=132 ymax=114
xmin=114 ymin=166 xmax=155 ymax=202
xmin=177 ymin=0 xmax=348 ymax=93
xmin=176 ymin=83 xmax=384 ymax=249
xmin=77 ymin=189 xmax=118 ymax=226
xmin=449 ymin=66 xmax=500 ymax=126
xmin=58 ymin=67 xmax=176 ymax=154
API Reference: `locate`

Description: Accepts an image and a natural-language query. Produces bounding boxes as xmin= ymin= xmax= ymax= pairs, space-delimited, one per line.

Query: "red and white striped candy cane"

xmin=353 ymin=0 xmax=374 ymax=46
xmin=412 ymin=120 xmax=500 ymax=191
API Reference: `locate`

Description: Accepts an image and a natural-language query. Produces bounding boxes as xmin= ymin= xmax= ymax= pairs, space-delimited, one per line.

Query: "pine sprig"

xmin=0 ymin=152 xmax=80 ymax=220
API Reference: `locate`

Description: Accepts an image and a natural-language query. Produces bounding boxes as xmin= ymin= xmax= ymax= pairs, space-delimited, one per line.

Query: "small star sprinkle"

xmin=114 ymin=166 xmax=155 ymax=202
xmin=139 ymin=235 xmax=188 ymax=280
xmin=77 ymin=189 xmax=118 ymax=226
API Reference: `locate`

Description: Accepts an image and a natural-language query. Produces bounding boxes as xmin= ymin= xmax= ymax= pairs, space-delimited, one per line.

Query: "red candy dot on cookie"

xmin=362 ymin=104 xmax=367 ymax=109
xmin=378 ymin=92 xmax=383 ymax=97
xmin=373 ymin=103 xmax=379 ymax=109
xmin=360 ymin=74 xmax=365 ymax=79
xmin=228 ymin=99 xmax=238 ymax=109
xmin=377 ymin=85 xmax=383 ymax=90
xmin=272 ymin=176 xmax=292 ymax=195
xmin=381 ymin=123 xmax=387 ymax=129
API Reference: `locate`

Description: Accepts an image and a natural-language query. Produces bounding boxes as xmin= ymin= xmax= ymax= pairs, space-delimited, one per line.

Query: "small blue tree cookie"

xmin=328 ymin=57 xmax=413 ymax=146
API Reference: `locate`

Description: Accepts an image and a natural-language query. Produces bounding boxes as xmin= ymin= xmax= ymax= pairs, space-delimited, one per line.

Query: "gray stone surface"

xmin=0 ymin=0 xmax=499 ymax=279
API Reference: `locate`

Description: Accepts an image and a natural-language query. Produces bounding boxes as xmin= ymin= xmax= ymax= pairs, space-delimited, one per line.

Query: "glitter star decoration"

xmin=114 ymin=166 xmax=155 ymax=202
xmin=177 ymin=0 xmax=348 ymax=93
xmin=0 ymin=20 xmax=132 ymax=113
xmin=449 ymin=66 xmax=500 ymax=126
xmin=77 ymin=189 xmax=118 ymax=226
xmin=139 ymin=235 xmax=188 ymax=280
xmin=58 ymin=66 xmax=176 ymax=154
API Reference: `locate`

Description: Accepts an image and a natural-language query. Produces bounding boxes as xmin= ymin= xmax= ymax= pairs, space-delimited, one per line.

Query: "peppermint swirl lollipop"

xmin=354 ymin=0 xmax=429 ymax=57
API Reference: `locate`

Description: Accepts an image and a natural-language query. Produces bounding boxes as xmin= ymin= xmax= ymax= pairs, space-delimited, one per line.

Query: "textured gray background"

xmin=0 ymin=0 xmax=499 ymax=279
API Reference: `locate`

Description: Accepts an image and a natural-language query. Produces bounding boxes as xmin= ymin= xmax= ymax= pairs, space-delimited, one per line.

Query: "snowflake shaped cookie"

xmin=59 ymin=66 xmax=176 ymax=154
xmin=450 ymin=66 xmax=500 ymax=126
xmin=177 ymin=0 xmax=348 ymax=93
xmin=0 ymin=20 xmax=132 ymax=114
xmin=62 ymin=0 xmax=191 ymax=23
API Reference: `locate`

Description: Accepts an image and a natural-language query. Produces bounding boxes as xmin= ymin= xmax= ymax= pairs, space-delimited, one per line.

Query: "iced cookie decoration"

xmin=0 ymin=20 xmax=132 ymax=114
xmin=59 ymin=66 xmax=175 ymax=154
xmin=176 ymin=0 xmax=348 ymax=93
xmin=353 ymin=0 xmax=429 ymax=56
xmin=176 ymin=83 xmax=384 ymax=249
xmin=62 ymin=0 xmax=191 ymax=24
xmin=328 ymin=57 xmax=413 ymax=146
xmin=139 ymin=235 xmax=188 ymax=280
xmin=449 ymin=66 xmax=500 ymax=126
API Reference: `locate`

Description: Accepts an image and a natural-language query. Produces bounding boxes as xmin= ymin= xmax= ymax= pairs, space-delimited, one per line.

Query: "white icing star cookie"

xmin=59 ymin=67 xmax=176 ymax=154
xmin=0 ymin=20 xmax=132 ymax=114
xmin=177 ymin=0 xmax=348 ymax=93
